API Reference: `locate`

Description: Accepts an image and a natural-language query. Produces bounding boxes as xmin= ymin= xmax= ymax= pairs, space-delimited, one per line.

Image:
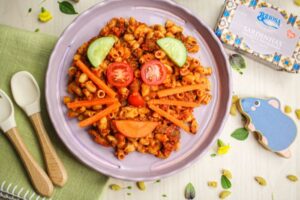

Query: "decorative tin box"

xmin=215 ymin=0 xmax=300 ymax=73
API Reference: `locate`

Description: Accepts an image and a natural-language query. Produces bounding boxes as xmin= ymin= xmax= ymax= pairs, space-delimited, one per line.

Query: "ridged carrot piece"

xmin=67 ymin=98 xmax=118 ymax=109
xmin=148 ymin=99 xmax=200 ymax=107
xmin=79 ymin=102 xmax=121 ymax=127
xmin=75 ymin=60 xmax=116 ymax=97
xmin=148 ymin=104 xmax=190 ymax=133
xmin=157 ymin=84 xmax=208 ymax=97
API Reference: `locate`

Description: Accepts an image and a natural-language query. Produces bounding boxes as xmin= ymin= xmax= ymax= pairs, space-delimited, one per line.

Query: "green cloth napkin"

xmin=0 ymin=25 xmax=108 ymax=200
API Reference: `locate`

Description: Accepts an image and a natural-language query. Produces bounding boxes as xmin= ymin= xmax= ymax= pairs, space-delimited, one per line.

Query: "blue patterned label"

xmin=257 ymin=11 xmax=281 ymax=29
xmin=229 ymin=6 xmax=299 ymax=56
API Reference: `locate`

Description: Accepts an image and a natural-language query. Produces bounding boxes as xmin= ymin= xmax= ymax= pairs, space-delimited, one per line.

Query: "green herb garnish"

xmin=34 ymin=28 xmax=40 ymax=32
xmin=221 ymin=175 xmax=231 ymax=189
xmin=229 ymin=54 xmax=246 ymax=74
xmin=28 ymin=8 xmax=32 ymax=13
xmin=217 ymin=139 xmax=226 ymax=147
xmin=210 ymin=153 xmax=217 ymax=157
xmin=162 ymin=194 xmax=167 ymax=197
xmin=184 ymin=182 xmax=195 ymax=200
xmin=58 ymin=1 xmax=78 ymax=15
xmin=231 ymin=128 xmax=249 ymax=141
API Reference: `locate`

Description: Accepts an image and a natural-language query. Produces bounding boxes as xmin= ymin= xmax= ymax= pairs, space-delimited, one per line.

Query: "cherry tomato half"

xmin=141 ymin=60 xmax=167 ymax=85
xmin=128 ymin=92 xmax=145 ymax=107
xmin=106 ymin=63 xmax=134 ymax=87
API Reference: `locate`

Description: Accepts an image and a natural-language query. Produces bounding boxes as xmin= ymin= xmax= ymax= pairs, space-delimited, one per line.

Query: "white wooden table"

xmin=0 ymin=0 xmax=299 ymax=199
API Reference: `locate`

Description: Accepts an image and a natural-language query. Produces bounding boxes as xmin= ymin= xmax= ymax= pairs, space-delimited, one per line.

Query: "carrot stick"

xmin=148 ymin=104 xmax=190 ymax=133
xmin=148 ymin=99 xmax=200 ymax=107
xmin=67 ymin=98 xmax=118 ymax=109
xmin=75 ymin=60 xmax=116 ymax=97
xmin=79 ymin=102 xmax=121 ymax=127
xmin=157 ymin=84 xmax=208 ymax=98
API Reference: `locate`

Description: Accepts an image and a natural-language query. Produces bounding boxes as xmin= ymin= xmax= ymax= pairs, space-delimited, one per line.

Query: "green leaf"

xmin=34 ymin=28 xmax=40 ymax=32
xmin=221 ymin=175 xmax=232 ymax=189
xmin=28 ymin=8 xmax=32 ymax=13
xmin=217 ymin=139 xmax=225 ymax=147
xmin=58 ymin=1 xmax=78 ymax=15
xmin=231 ymin=128 xmax=249 ymax=141
xmin=184 ymin=183 xmax=195 ymax=199
xmin=210 ymin=153 xmax=217 ymax=157
xmin=229 ymin=54 xmax=246 ymax=69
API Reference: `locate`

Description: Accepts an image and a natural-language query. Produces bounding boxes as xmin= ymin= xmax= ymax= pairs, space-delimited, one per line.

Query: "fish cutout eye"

xmin=254 ymin=100 xmax=260 ymax=107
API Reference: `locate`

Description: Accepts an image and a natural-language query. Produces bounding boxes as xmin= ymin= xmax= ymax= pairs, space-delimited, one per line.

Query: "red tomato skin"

xmin=128 ymin=92 xmax=145 ymax=107
xmin=106 ymin=63 xmax=134 ymax=87
xmin=141 ymin=60 xmax=167 ymax=85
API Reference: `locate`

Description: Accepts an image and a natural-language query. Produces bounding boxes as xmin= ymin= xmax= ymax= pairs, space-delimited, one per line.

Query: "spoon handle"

xmin=6 ymin=127 xmax=54 ymax=197
xmin=30 ymin=112 xmax=68 ymax=187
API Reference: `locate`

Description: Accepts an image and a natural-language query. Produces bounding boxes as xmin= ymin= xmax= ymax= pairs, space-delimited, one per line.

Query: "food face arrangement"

xmin=64 ymin=17 xmax=212 ymax=160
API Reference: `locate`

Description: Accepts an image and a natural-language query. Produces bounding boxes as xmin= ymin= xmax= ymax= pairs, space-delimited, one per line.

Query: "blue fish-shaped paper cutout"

xmin=238 ymin=97 xmax=297 ymax=157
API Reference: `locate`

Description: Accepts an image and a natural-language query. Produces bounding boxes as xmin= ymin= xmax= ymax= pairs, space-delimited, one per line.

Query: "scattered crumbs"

xmin=109 ymin=184 xmax=121 ymax=191
xmin=254 ymin=176 xmax=267 ymax=186
xmin=210 ymin=153 xmax=217 ymax=157
xmin=136 ymin=181 xmax=146 ymax=191
xmin=284 ymin=105 xmax=292 ymax=114
xmin=34 ymin=28 xmax=40 ymax=32
xmin=219 ymin=190 xmax=231 ymax=199
xmin=207 ymin=181 xmax=218 ymax=188
xmin=38 ymin=7 xmax=53 ymax=22
xmin=217 ymin=145 xmax=230 ymax=155
xmin=287 ymin=175 xmax=298 ymax=182
xmin=217 ymin=139 xmax=230 ymax=155
xmin=162 ymin=194 xmax=167 ymax=198
xmin=127 ymin=192 xmax=131 ymax=196
xmin=222 ymin=169 xmax=232 ymax=179
xmin=295 ymin=109 xmax=300 ymax=120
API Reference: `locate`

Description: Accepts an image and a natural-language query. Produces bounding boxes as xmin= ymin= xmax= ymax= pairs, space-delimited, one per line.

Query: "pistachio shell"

xmin=110 ymin=184 xmax=121 ymax=191
xmin=255 ymin=176 xmax=267 ymax=186
xmin=222 ymin=169 xmax=232 ymax=179
xmin=137 ymin=181 xmax=146 ymax=191
xmin=207 ymin=181 xmax=218 ymax=188
xmin=219 ymin=190 xmax=231 ymax=199
xmin=287 ymin=175 xmax=298 ymax=182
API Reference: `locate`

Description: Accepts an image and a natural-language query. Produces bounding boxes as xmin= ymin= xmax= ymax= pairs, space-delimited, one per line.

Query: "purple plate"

xmin=46 ymin=0 xmax=232 ymax=181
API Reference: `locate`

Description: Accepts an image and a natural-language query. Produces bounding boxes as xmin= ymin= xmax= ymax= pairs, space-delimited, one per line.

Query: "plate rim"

xmin=45 ymin=0 xmax=232 ymax=181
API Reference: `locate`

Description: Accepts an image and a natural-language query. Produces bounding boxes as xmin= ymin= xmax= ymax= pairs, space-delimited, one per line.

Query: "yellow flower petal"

xmin=38 ymin=10 xmax=53 ymax=22
xmin=217 ymin=145 xmax=230 ymax=155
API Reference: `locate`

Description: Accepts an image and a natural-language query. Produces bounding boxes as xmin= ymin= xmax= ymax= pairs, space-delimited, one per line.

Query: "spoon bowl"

xmin=0 ymin=90 xmax=16 ymax=132
xmin=11 ymin=71 xmax=41 ymax=116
